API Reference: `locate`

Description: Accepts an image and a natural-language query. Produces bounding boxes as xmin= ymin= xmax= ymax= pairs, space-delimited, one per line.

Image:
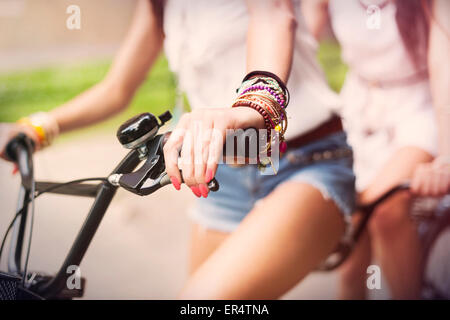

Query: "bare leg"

xmin=188 ymin=223 xmax=229 ymax=275
xmin=179 ymin=182 xmax=345 ymax=299
xmin=354 ymin=146 xmax=432 ymax=299
xmin=368 ymin=191 xmax=422 ymax=299
xmin=338 ymin=218 xmax=372 ymax=300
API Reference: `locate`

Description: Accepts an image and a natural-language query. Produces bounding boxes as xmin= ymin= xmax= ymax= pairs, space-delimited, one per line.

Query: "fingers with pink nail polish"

xmin=190 ymin=186 xmax=201 ymax=197
xmin=205 ymin=169 xmax=213 ymax=183
xmin=170 ymin=177 xmax=181 ymax=190
xmin=199 ymin=184 xmax=209 ymax=198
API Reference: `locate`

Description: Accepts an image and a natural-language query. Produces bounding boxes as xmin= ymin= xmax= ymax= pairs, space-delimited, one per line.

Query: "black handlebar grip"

xmin=5 ymin=133 xmax=35 ymax=162
xmin=5 ymin=133 xmax=35 ymax=189
xmin=178 ymin=172 xmax=220 ymax=192
xmin=206 ymin=177 xmax=220 ymax=192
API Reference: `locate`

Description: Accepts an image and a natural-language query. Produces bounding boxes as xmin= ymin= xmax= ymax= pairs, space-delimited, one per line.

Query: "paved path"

xmin=0 ymin=133 xmax=389 ymax=299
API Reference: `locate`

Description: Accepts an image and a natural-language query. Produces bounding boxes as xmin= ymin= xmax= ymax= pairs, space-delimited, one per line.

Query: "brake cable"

xmin=0 ymin=177 xmax=108 ymax=273
xmin=22 ymin=174 xmax=35 ymax=287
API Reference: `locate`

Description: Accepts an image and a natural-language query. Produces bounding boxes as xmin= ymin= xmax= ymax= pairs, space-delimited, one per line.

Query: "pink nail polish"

xmin=199 ymin=184 xmax=209 ymax=198
xmin=205 ymin=169 xmax=213 ymax=183
xmin=170 ymin=177 xmax=181 ymax=190
xmin=191 ymin=186 xmax=201 ymax=198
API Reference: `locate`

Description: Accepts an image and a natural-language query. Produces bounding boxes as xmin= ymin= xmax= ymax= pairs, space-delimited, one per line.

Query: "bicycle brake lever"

xmin=134 ymin=168 xmax=221 ymax=196
xmin=110 ymin=169 xmax=219 ymax=196
xmin=109 ymin=134 xmax=166 ymax=196
xmin=108 ymin=133 xmax=220 ymax=195
xmin=115 ymin=155 xmax=161 ymax=196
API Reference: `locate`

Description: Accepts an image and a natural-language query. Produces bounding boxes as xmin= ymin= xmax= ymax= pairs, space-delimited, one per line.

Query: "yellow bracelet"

xmin=17 ymin=112 xmax=59 ymax=147
xmin=17 ymin=117 xmax=47 ymax=145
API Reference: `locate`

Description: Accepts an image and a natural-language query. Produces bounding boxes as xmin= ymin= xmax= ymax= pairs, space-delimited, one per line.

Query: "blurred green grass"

xmin=0 ymin=55 xmax=176 ymax=140
xmin=317 ymin=40 xmax=348 ymax=93
xmin=0 ymin=41 xmax=346 ymax=138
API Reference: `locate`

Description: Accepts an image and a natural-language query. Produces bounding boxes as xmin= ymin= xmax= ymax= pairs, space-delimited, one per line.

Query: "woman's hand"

xmin=411 ymin=157 xmax=450 ymax=197
xmin=0 ymin=123 xmax=40 ymax=161
xmin=163 ymin=107 xmax=264 ymax=197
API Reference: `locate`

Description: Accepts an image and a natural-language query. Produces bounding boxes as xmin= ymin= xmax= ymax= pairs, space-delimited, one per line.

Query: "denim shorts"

xmin=190 ymin=132 xmax=356 ymax=233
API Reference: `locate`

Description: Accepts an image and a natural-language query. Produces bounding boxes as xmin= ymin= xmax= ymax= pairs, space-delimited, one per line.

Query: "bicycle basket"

xmin=0 ymin=272 xmax=43 ymax=300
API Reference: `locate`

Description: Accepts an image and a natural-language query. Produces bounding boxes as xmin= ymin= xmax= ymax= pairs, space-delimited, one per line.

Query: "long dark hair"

xmin=151 ymin=0 xmax=165 ymax=29
xmin=395 ymin=0 xmax=431 ymax=70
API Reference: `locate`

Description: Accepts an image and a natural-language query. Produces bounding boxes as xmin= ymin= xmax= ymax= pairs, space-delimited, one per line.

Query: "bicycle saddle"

xmin=117 ymin=111 xmax=172 ymax=149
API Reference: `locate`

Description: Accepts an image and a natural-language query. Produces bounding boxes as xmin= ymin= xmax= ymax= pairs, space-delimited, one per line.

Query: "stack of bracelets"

xmin=232 ymin=71 xmax=289 ymax=165
xmin=17 ymin=112 xmax=60 ymax=148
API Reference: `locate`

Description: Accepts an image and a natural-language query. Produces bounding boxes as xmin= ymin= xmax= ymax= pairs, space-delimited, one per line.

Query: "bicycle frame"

xmin=7 ymin=137 xmax=141 ymax=299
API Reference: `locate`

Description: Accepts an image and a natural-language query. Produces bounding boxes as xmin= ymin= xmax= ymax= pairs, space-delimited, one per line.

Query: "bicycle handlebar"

xmin=6 ymin=130 xmax=413 ymax=202
xmin=7 ymin=110 xmax=269 ymax=198
xmin=5 ymin=133 xmax=35 ymax=190
xmin=6 ymin=130 xmax=219 ymax=199
xmin=358 ymin=182 xmax=411 ymax=213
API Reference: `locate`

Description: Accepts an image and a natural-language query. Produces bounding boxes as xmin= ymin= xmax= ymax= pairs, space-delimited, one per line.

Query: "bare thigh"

xmin=180 ymin=181 xmax=346 ymax=299
xmin=189 ymin=223 xmax=229 ymax=275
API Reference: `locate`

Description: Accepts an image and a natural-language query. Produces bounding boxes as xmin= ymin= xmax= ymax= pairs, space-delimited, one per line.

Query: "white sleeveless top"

xmin=329 ymin=0 xmax=427 ymax=81
xmin=163 ymin=0 xmax=341 ymax=139
xmin=329 ymin=0 xmax=437 ymax=190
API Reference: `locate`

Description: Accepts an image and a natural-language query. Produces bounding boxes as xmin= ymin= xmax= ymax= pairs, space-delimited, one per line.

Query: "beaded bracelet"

xmin=239 ymin=92 xmax=286 ymax=121
xmin=17 ymin=112 xmax=60 ymax=147
xmin=238 ymin=79 xmax=284 ymax=98
xmin=240 ymin=95 xmax=287 ymax=136
xmin=239 ymin=95 xmax=280 ymax=123
xmin=232 ymin=96 xmax=287 ymax=154
xmin=237 ymin=74 xmax=290 ymax=106
xmin=242 ymin=71 xmax=289 ymax=95
xmin=233 ymin=71 xmax=290 ymax=159
xmin=239 ymin=84 xmax=286 ymax=108
xmin=232 ymin=99 xmax=274 ymax=130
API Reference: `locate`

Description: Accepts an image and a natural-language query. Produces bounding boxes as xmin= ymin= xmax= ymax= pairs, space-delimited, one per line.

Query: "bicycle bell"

xmin=117 ymin=111 xmax=172 ymax=159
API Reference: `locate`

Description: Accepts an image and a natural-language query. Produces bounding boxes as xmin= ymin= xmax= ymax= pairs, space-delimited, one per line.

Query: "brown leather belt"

xmin=285 ymin=116 xmax=343 ymax=151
